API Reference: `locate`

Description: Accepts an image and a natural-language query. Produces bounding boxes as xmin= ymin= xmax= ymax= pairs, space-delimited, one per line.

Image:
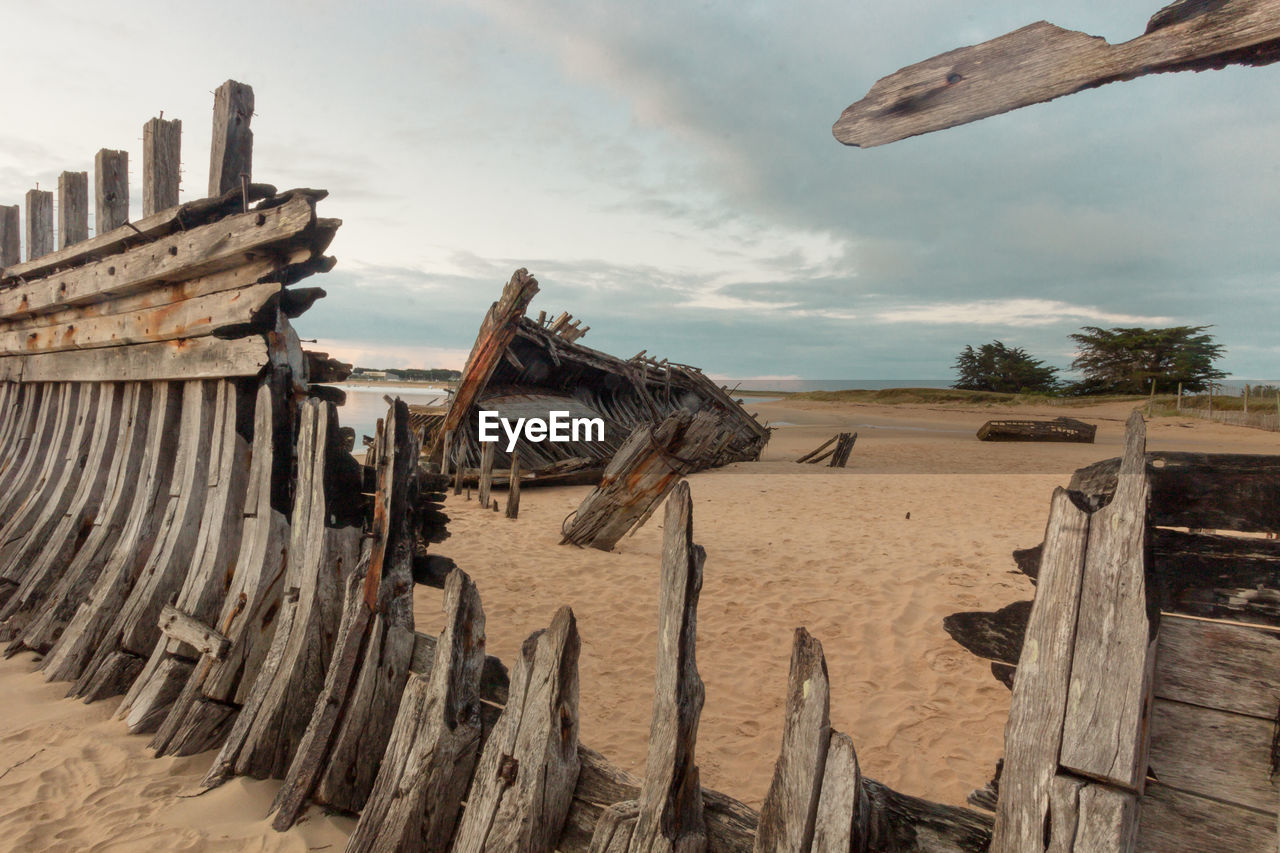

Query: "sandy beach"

xmin=2 ymin=397 xmax=1277 ymax=850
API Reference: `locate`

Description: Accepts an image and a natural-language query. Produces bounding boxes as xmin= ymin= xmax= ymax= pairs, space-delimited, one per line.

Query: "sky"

xmin=3 ymin=1 xmax=1278 ymax=381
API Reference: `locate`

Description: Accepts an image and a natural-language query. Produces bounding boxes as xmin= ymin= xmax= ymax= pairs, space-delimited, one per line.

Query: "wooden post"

xmin=94 ymin=149 xmax=129 ymax=233
xmin=1244 ymin=384 xmax=1249 ymax=415
xmin=454 ymin=449 xmax=465 ymax=496
xmin=57 ymin=171 xmax=88 ymax=248
xmin=440 ymin=429 xmax=453 ymax=478
xmin=1208 ymin=384 xmax=1214 ymax=419
xmin=478 ymin=440 xmax=495 ymax=510
xmin=208 ymin=80 xmax=254 ymax=198
xmin=25 ymin=189 xmax=53 ymax=260
xmin=0 ymin=205 xmax=18 ymax=267
xmin=1176 ymin=381 xmax=1183 ymax=411
xmin=506 ymin=452 xmax=522 ymax=519
xmin=143 ymin=117 xmax=182 ymax=216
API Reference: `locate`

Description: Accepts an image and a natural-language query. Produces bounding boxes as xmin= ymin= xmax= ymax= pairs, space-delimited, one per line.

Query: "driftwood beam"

xmin=0 ymin=206 xmax=18 ymax=267
xmin=25 ymin=189 xmax=53 ymax=261
xmin=143 ymin=117 xmax=182 ymax=217
xmin=157 ymin=604 xmax=231 ymax=661
xmin=833 ymin=0 xmax=1280 ymax=147
xmin=57 ymin=171 xmax=89 ymax=249
xmin=209 ymin=80 xmax=254 ymax=197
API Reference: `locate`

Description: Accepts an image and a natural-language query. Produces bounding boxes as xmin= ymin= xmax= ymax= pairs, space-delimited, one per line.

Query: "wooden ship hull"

xmin=427 ymin=268 xmax=770 ymax=484
xmin=976 ymin=416 xmax=1097 ymax=443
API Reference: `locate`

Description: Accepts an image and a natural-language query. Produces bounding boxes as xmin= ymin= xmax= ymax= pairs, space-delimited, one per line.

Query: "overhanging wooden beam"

xmin=833 ymin=0 xmax=1280 ymax=148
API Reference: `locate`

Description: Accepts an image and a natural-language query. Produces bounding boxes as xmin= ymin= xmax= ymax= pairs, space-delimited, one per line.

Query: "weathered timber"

xmin=477 ymin=439 xmax=495 ymax=510
xmin=25 ymin=189 xmax=53 ymax=260
xmin=0 ymin=205 xmax=19 ymax=266
xmin=1060 ymin=412 xmax=1156 ymax=793
xmin=1 ymin=181 xmax=281 ymax=285
xmin=17 ymin=383 xmax=154 ymax=655
xmin=613 ymin=480 xmax=708 ymax=853
xmin=433 ymin=267 xmax=539 ymax=461
xmin=828 ymin=432 xmax=857 ymax=468
xmin=976 ymin=417 xmax=1096 ymax=443
xmin=3 ymin=335 xmax=272 ymax=382
xmin=119 ymin=382 xmax=250 ymax=731
xmin=218 ymin=401 xmax=361 ymax=782
xmin=942 ymin=600 xmax=1032 ymax=666
xmin=58 ymin=171 xmax=89 ymax=248
xmin=989 ymin=488 xmax=1090 ymax=853
xmin=0 ymin=281 xmax=284 ymax=356
xmin=94 ymin=149 xmax=129 ymax=233
xmin=562 ymin=411 xmax=726 ymax=551
xmin=0 ymin=382 xmax=64 ymax=525
xmin=833 ymin=0 xmax=1280 ymax=147
xmin=1070 ymin=451 xmax=1280 ymax=534
xmin=506 ymin=454 xmax=522 ymax=518
xmin=143 ymin=117 xmax=182 ymax=217
xmin=1153 ymin=613 xmax=1280 ymax=718
xmin=1045 ymin=778 xmax=1138 ymax=853
xmin=1147 ymin=698 xmax=1278 ymax=813
xmin=0 ymin=382 xmax=123 ymax=636
xmin=209 ymin=80 xmax=254 ymax=197
xmin=753 ymin=628 xmax=831 ymax=853
xmin=346 ymin=569 xmax=487 ymax=853
xmin=151 ymin=381 xmax=289 ymax=757
xmin=0 ymin=194 xmax=314 ymax=319
xmin=795 ymin=434 xmax=838 ymax=464
xmin=1135 ymin=781 xmax=1276 ymax=852
xmin=71 ymin=380 xmax=219 ymax=701
xmin=811 ymin=733 xmax=869 ymax=853
xmin=452 ymin=605 xmax=581 ymax=853
xmin=155 ymin=605 xmax=231 ymax=660
xmin=308 ymin=401 xmax=419 ymax=815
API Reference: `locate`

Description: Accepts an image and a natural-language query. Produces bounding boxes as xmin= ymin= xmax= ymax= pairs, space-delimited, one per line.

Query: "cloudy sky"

xmin=3 ymin=1 xmax=1278 ymax=381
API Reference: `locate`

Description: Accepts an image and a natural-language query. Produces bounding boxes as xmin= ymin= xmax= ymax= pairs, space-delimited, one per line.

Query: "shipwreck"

xmin=424 ymin=268 xmax=770 ymax=485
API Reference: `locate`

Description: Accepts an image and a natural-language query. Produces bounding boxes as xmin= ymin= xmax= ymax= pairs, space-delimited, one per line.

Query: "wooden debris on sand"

xmin=976 ymin=417 xmax=1096 ymax=443
xmin=795 ymin=432 xmax=857 ymax=466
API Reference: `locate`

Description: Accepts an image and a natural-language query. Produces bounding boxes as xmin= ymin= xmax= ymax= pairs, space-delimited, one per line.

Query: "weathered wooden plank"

xmin=151 ymin=380 xmax=288 ymax=757
xmin=1147 ymin=698 xmax=1278 ymax=814
xmin=562 ymin=411 xmax=726 ymax=551
xmin=1071 ymin=451 xmax=1280 ymax=535
xmin=0 ymin=383 xmax=40 ymax=477
xmin=833 ymin=0 xmax=1280 ymax=147
xmin=2 ymin=182 xmax=283 ymax=284
xmin=0 ymin=382 xmax=122 ymax=639
xmin=25 ymin=189 xmax=53 ymax=260
xmin=506 ymin=453 xmax=522 ymax=518
xmin=1154 ymin=614 xmax=1280 ymax=720
xmin=0 ymin=281 xmax=283 ymax=356
xmin=478 ymin=438 xmax=495 ymax=509
xmin=433 ymin=267 xmax=540 ymax=462
xmin=4 ymin=334 xmax=272 ymax=382
xmin=754 ymin=628 xmax=831 ymax=853
xmin=0 ymin=194 xmax=314 ymax=320
xmin=0 ymin=382 xmax=63 ymax=524
xmin=71 ymin=379 xmax=218 ymax=701
xmin=1152 ymin=530 xmax=1280 ymax=626
xmin=41 ymin=382 xmax=183 ymax=684
xmin=455 ymin=605 xmax=581 ymax=853
xmin=118 ymin=655 xmax=193 ymax=734
xmin=143 ymin=117 xmax=181 ymax=217
xmin=1061 ymin=411 xmax=1156 ymax=792
xmin=94 ymin=149 xmax=129 ymax=233
xmin=209 ymin=80 xmax=254 ymax=197
xmin=346 ymin=569 xmax=487 ymax=853
xmin=155 ymin=604 xmax=231 ymax=661
xmin=58 ymin=171 xmax=89 ymax=248
xmin=0 ymin=205 xmax=18 ymax=267
xmin=1135 ymin=781 xmax=1276 ymax=853
xmin=810 ymin=732 xmax=868 ymax=853
xmin=16 ymin=382 xmax=153 ymax=655
xmin=990 ymin=487 xmax=1090 ymax=852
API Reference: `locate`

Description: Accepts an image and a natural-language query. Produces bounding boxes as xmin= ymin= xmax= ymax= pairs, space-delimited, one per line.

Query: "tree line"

xmin=953 ymin=325 xmax=1226 ymax=395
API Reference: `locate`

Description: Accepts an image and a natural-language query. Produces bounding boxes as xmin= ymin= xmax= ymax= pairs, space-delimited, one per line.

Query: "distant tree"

xmin=952 ymin=341 xmax=1060 ymax=393
xmin=1068 ymin=325 xmax=1225 ymax=395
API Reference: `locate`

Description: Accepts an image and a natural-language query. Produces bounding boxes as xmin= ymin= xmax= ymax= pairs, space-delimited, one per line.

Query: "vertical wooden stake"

xmin=208 ymin=80 xmax=254 ymax=198
xmin=506 ymin=453 xmax=521 ymax=519
xmin=440 ymin=429 xmax=453 ymax=478
xmin=143 ymin=117 xmax=182 ymax=216
xmin=1176 ymin=381 xmax=1183 ymax=411
xmin=94 ymin=149 xmax=129 ymax=233
xmin=1244 ymin=384 xmax=1250 ymax=415
xmin=0 ymin=206 xmax=18 ymax=267
xmin=57 ymin=171 xmax=88 ymax=248
xmin=25 ymin=189 xmax=53 ymax=260
xmin=454 ymin=451 xmax=465 ymax=496
xmin=478 ymin=441 xmax=495 ymax=510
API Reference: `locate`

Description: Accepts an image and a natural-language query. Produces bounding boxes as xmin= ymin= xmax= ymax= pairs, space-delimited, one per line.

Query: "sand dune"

xmin=1 ymin=399 xmax=1276 ymax=849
